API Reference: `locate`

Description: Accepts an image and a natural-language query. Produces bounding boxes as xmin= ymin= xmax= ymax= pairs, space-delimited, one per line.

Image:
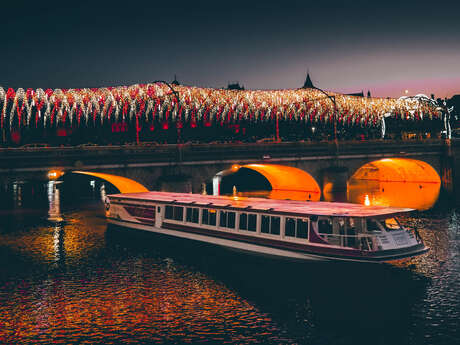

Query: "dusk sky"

xmin=1 ymin=0 xmax=459 ymax=98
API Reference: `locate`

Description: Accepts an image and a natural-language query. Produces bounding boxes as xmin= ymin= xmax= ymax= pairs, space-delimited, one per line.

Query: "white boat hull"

xmin=107 ymin=218 xmax=389 ymax=263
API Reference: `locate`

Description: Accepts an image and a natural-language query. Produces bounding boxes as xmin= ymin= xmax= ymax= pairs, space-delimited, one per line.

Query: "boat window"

xmin=248 ymin=214 xmax=257 ymax=232
xmin=261 ymin=215 xmax=270 ymax=233
xmin=193 ymin=208 xmax=199 ymax=223
xmin=239 ymin=213 xmax=248 ymax=230
xmin=186 ymin=207 xmax=199 ymax=223
xmin=173 ymin=206 xmax=183 ymax=221
xmin=202 ymin=209 xmax=209 ymax=225
xmin=219 ymin=211 xmax=236 ymax=229
xmin=143 ymin=208 xmax=156 ymax=219
xmin=219 ymin=211 xmax=227 ymax=227
xmin=353 ymin=217 xmax=364 ymax=233
xmin=271 ymin=216 xmax=280 ymax=235
xmin=318 ymin=218 xmax=332 ymax=234
xmin=165 ymin=205 xmax=173 ymax=220
xmin=285 ymin=217 xmax=296 ymax=237
xmin=297 ymin=219 xmax=308 ymax=239
xmin=228 ymin=212 xmax=236 ymax=228
xmin=366 ymin=219 xmax=381 ymax=232
xmin=334 ymin=218 xmax=346 ymax=236
xmin=384 ymin=218 xmax=401 ymax=231
xmin=209 ymin=209 xmax=217 ymax=226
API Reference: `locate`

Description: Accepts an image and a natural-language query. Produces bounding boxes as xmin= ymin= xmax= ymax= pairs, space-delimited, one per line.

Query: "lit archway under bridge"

xmin=71 ymin=171 xmax=148 ymax=193
xmin=348 ymin=158 xmax=441 ymax=210
xmin=213 ymin=164 xmax=321 ymax=201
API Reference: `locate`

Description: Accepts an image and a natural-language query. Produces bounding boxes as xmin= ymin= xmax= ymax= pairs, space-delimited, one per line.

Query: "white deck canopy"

xmin=109 ymin=192 xmax=413 ymax=218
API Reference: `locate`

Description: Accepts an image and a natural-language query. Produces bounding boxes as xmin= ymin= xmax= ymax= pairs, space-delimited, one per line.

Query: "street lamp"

xmin=311 ymin=86 xmax=338 ymax=147
xmin=137 ymin=80 xmax=181 ymax=145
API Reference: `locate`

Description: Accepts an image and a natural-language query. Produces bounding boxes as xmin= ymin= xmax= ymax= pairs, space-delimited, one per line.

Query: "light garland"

xmin=0 ymin=83 xmax=442 ymax=133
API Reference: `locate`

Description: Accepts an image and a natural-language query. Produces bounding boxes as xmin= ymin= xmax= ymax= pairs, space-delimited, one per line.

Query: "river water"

xmin=0 ymin=179 xmax=459 ymax=344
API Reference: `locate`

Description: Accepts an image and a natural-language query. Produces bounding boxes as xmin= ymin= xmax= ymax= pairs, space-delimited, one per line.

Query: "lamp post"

xmin=311 ymin=86 xmax=338 ymax=147
xmin=139 ymin=80 xmax=180 ymax=145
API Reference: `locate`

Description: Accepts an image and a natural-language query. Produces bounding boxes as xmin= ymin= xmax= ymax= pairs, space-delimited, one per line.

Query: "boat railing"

xmin=318 ymin=233 xmax=377 ymax=251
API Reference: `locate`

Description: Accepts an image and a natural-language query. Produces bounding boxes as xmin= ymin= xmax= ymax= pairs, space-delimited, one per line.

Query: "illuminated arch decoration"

xmin=72 ymin=171 xmax=148 ymax=193
xmin=216 ymin=164 xmax=321 ymax=201
xmin=0 ymin=83 xmax=441 ymax=134
xmin=348 ymin=158 xmax=441 ymax=210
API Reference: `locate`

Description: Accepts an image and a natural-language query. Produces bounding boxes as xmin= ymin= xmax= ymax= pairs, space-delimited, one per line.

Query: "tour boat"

xmin=105 ymin=191 xmax=429 ymax=263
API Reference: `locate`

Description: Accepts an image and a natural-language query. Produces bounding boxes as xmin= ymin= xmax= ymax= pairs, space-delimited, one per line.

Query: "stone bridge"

xmin=1 ymin=139 xmax=458 ymax=196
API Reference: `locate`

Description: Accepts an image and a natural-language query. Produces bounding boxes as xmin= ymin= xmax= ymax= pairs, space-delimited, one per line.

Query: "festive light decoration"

xmin=0 ymin=83 xmax=443 ymax=136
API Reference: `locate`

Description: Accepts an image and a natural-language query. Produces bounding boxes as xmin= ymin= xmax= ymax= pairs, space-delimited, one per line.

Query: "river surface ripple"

xmin=0 ymin=181 xmax=459 ymax=344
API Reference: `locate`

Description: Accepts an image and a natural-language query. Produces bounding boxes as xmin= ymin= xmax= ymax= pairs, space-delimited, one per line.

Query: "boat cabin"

xmin=107 ymin=192 xmax=420 ymax=253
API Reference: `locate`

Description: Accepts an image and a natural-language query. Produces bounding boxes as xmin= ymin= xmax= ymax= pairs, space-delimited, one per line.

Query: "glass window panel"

xmin=209 ymin=210 xmax=216 ymax=226
xmin=261 ymin=215 xmax=270 ymax=233
xmin=192 ymin=208 xmax=199 ymax=223
xmin=173 ymin=206 xmax=183 ymax=221
xmin=285 ymin=217 xmax=296 ymax=237
xmin=239 ymin=213 xmax=247 ymax=230
xmin=318 ymin=219 xmax=333 ymax=234
xmin=271 ymin=216 xmax=280 ymax=235
xmin=220 ymin=211 xmax=227 ymax=227
xmin=165 ymin=205 xmax=173 ymax=220
xmin=248 ymin=214 xmax=257 ymax=232
xmin=297 ymin=219 xmax=308 ymax=239
xmin=366 ymin=219 xmax=381 ymax=232
xmin=143 ymin=208 xmax=156 ymax=219
xmin=228 ymin=212 xmax=236 ymax=228
xmin=186 ymin=207 xmax=193 ymax=222
xmin=202 ymin=209 xmax=209 ymax=225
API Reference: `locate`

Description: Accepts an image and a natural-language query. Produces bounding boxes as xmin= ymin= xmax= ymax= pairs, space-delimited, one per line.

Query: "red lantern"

xmin=162 ymin=122 xmax=169 ymax=130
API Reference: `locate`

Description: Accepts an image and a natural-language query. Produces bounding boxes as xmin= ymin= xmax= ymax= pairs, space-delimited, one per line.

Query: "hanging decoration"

xmin=0 ymin=83 xmax=443 ymax=136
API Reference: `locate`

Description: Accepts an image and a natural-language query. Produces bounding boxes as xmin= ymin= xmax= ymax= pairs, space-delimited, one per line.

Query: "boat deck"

xmin=109 ymin=191 xmax=413 ymax=218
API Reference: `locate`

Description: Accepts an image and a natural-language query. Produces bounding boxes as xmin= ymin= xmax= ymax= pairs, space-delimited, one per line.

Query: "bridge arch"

xmin=348 ymin=158 xmax=441 ymax=210
xmin=71 ymin=171 xmax=148 ymax=193
xmin=214 ymin=164 xmax=321 ymax=201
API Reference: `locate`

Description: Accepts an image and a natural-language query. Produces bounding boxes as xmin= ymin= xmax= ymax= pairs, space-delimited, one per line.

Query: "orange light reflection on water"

xmin=348 ymin=180 xmax=440 ymax=210
xmin=0 ymin=256 xmax=284 ymax=344
xmin=347 ymin=158 xmax=441 ymax=210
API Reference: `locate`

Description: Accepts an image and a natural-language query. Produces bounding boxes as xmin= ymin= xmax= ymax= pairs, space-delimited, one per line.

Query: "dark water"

xmin=0 ymin=179 xmax=459 ymax=345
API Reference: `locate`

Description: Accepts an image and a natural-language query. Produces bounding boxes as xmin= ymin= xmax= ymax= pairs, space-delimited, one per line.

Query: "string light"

xmin=0 ymin=83 xmax=442 ymax=132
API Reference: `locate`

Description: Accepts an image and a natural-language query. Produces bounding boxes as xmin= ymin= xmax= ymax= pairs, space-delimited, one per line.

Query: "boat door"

xmin=155 ymin=205 xmax=162 ymax=228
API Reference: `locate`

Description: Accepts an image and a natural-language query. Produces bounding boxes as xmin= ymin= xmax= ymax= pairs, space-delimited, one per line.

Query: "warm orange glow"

xmin=364 ymin=194 xmax=370 ymax=206
xmin=231 ymin=164 xmax=240 ymax=172
xmin=72 ymin=171 xmax=148 ymax=193
xmin=241 ymin=164 xmax=321 ymax=201
xmin=348 ymin=158 xmax=441 ymax=210
xmin=48 ymin=169 xmax=64 ymax=180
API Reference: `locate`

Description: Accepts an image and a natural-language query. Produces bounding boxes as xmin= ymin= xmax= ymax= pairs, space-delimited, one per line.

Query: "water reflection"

xmin=104 ymin=228 xmax=432 ymax=345
xmin=347 ymin=158 xmax=441 ymax=210
xmin=348 ymin=179 xmax=441 ymax=210
xmin=0 ymin=179 xmax=458 ymax=344
xmin=47 ymin=181 xmax=63 ymax=222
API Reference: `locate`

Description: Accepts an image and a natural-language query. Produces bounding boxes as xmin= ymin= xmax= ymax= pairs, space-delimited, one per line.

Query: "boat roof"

xmin=108 ymin=191 xmax=414 ymax=218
